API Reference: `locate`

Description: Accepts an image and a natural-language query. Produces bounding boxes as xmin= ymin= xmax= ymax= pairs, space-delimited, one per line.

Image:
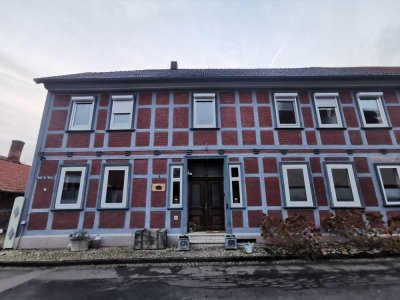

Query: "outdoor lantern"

xmin=225 ymin=234 xmax=237 ymax=250
xmin=178 ymin=235 xmax=190 ymax=251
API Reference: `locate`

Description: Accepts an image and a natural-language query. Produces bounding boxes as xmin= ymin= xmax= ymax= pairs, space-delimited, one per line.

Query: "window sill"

xmin=284 ymin=205 xmax=316 ymax=209
xmin=361 ymin=126 xmax=392 ymax=130
xmin=330 ymin=205 xmax=364 ymax=209
xmin=190 ymin=127 xmax=221 ymax=131
xmin=316 ymin=127 xmax=346 ymax=130
xmin=383 ymin=203 xmax=400 ymax=207
xmin=97 ymin=206 xmax=129 ymax=210
xmin=51 ymin=207 xmax=83 ymax=211
xmin=230 ymin=206 xmax=246 ymax=210
xmin=168 ymin=207 xmax=183 ymax=210
xmin=274 ymin=127 xmax=304 ymax=130
xmin=66 ymin=130 xmax=95 ymax=133
xmin=106 ymin=129 xmax=136 ymax=132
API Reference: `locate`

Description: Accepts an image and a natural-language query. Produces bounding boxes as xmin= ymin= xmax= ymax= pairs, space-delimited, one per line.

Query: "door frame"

xmin=182 ymin=156 xmax=232 ymax=234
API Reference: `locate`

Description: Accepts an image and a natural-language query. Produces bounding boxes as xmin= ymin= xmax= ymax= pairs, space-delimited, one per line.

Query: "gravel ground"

xmin=0 ymin=245 xmax=268 ymax=263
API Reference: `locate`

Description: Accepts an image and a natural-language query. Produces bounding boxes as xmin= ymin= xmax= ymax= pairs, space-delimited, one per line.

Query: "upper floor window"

xmin=229 ymin=164 xmax=243 ymax=208
xmin=110 ymin=95 xmax=134 ymax=130
xmin=193 ymin=93 xmax=216 ymax=128
xmin=69 ymin=96 xmax=95 ymax=131
xmin=169 ymin=165 xmax=183 ymax=209
xmin=314 ymin=93 xmax=343 ymax=128
xmin=274 ymin=93 xmax=300 ymax=128
xmin=326 ymin=164 xmax=361 ymax=208
xmin=54 ymin=166 xmax=87 ymax=209
xmin=357 ymin=92 xmax=388 ymax=128
xmin=281 ymin=164 xmax=313 ymax=207
xmin=376 ymin=165 xmax=400 ymax=206
xmin=100 ymin=166 xmax=129 ymax=209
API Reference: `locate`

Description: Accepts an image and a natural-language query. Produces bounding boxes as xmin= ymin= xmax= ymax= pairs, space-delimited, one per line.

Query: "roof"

xmin=0 ymin=159 xmax=31 ymax=193
xmin=34 ymin=67 xmax=400 ymax=83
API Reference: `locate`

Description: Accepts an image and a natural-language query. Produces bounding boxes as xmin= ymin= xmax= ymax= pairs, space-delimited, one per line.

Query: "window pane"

xmin=113 ymin=113 xmax=131 ymax=126
xmin=73 ymin=103 xmax=92 ymax=126
xmin=105 ymin=170 xmax=125 ymax=204
xmin=319 ymin=108 xmax=338 ymax=125
xmin=113 ymin=100 xmax=132 ymax=112
xmin=173 ymin=167 xmax=181 ymax=178
xmin=60 ymin=171 xmax=82 ymax=204
xmin=277 ymin=101 xmax=296 ymax=124
xmin=231 ymin=167 xmax=239 ymax=178
xmin=172 ymin=181 xmax=181 ymax=204
xmin=332 ymin=169 xmax=354 ymax=201
xmin=232 ymin=181 xmax=241 ymax=204
xmin=381 ymin=168 xmax=400 ymax=202
xmin=195 ymin=101 xmax=214 ymax=126
xmin=360 ymin=100 xmax=382 ymax=124
xmin=287 ymin=169 xmax=307 ymax=201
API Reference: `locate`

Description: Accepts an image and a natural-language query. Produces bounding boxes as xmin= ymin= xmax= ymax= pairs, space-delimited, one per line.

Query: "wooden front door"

xmin=189 ymin=179 xmax=225 ymax=231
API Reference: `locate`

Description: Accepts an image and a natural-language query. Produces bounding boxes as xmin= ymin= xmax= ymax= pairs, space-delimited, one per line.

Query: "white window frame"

xmin=357 ymin=92 xmax=389 ymax=128
xmin=193 ymin=93 xmax=216 ymax=128
xmin=326 ymin=164 xmax=361 ymax=208
xmin=229 ymin=164 xmax=243 ymax=208
xmin=274 ymin=93 xmax=301 ymax=128
xmin=376 ymin=165 xmax=400 ymax=206
xmin=69 ymin=96 xmax=95 ymax=131
xmin=54 ymin=166 xmax=87 ymax=210
xmin=100 ymin=166 xmax=129 ymax=209
xmin=282 ymin=164 xmax=314 ymax=207
xmin=109 ymin=95 xmax=134 ymax=130
xmin=169 ymin=165 xmax=183 ymax=209
xmin=314 ymin=93 xmax=343 ymax=128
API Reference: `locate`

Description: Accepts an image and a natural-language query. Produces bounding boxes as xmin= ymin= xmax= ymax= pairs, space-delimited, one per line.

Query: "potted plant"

xmin=69 ymin=230 xmax=91 ymax=251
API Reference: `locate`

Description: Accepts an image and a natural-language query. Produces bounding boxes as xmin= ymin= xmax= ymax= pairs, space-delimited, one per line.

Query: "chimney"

xmin=8 ymin=140 xmax=25 ymax=163
xmin=170 ymin=61 xmax=178 ymax=70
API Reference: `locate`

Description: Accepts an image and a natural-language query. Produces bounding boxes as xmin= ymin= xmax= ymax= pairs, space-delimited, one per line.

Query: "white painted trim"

xmin=326 ymin=164 xmax=361 ymax=208
xmin=110 ymin=95 xmax=134 ymax=130
xmin=100 ymin=166 xmax=129 ymax=209
xmin=314 ymin=94 xmax=343 ymax=128
xmin=229 ymin=164 xmax=243 ymax=208
xmin=54 ymin=166 xmax=87 ymax=209
xmin=282 ymin=164 xmax=313 ymax=207
xmin=69 ymin=97 xmax=95 ymax=131
xmin=170 ymin=165 xmax=183 ymax=209
xmin=193 ymin=93 xmax=216 ymax=128
xmin=356 ymin=92 xmax=388 ymax=128
xmin=376 ymin=165 xmax=400 ymax=206
xmin=273 ymin=94 xmax=300 ymax=128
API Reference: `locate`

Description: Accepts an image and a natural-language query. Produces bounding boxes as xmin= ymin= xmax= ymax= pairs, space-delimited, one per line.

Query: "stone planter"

xmin=70 ymin=239 xmax=91 ymax=251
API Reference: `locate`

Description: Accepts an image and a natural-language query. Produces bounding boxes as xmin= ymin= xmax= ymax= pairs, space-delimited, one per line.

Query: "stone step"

xmin=189 ymin=232 xmax=226 ymax=244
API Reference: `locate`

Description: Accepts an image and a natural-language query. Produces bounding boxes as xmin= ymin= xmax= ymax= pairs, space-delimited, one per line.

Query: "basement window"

xmin=274 ymin=93 xmax=300 ymax=128
xmin=282 ymin=164 xmax=313 ymax=207
xmin=169 ymin=165 xmax=183 ymax=209
xmin=110 ymin=95 xmax=134 ymax=130
xmin=100 ymin=166 xmax=129 ymax=209
xmin=376 ymin=165 xmax=400 ymax=206
xmin=69 ymin=96 xmax=95 ymax=131
xmin=193 ymin=93 xmax=216 ymax=128
xmin=314 ymin=93 xmax=343 ymax=128
xmin=54 ymin=166 xmax=87 ymax=209
xmin=357 ymin=92 xmax=388 ymax=127
xmin=229 ymin=165 xmax=243 ymax=208
xmin=326 ymin=164 xmax=361 ymax=208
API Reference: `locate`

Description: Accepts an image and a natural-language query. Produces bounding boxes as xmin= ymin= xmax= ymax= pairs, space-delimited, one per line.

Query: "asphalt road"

xmin=0 ymin=258 xmax=400 ymax=299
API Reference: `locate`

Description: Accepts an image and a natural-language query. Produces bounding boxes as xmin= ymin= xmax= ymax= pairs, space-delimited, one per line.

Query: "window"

xmin=274 ymin=93 xmax=300 ymax=127
xmin=314 ymin=93 xmax=343 ymax=128
xmin=169 ymin=165 xmax=183 ymax=208
xmin=54 ymin=166 xmax=87 ymax=209
xmin=229 ymin=165 xmax=243 ymax=208
xmin=110 ymin=95 xmax=134 ymax=130
xmin=69 ymin=96 xmax=95 ymax=131
xmin=376 ymin=165 xmax=400 ymax=205
xmin=357 ymin=92 xmax=388 ymax=127
xmin=326 ymin=164 xmax=361 ymax=208
xmin=100 ymin=166 xmax=129 ymax=209
xmin=193 ymin=93 xmax=216 ymax=128
xmin=282 ymin=164 xmax=313 ymax=207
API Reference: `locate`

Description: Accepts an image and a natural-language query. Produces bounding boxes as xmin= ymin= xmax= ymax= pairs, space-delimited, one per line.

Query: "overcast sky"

xmin=0 ymin=0 xmax=399 ymax=164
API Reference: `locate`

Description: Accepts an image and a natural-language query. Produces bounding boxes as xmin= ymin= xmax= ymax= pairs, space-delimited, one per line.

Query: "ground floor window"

xmin=281 ymin=164 xmax=314 ymax=207
xmin=229 ymin=164 xmax=243 ymax=208
xmin=376 ymin=165 xmax=400 ymax=206
xmin=54 ymin=166 xmax=87 ymax=209
xmin=100 ymin=166 xmax=129 ymax=209
xmin=169 ymin=165 xmax=183 ymax=208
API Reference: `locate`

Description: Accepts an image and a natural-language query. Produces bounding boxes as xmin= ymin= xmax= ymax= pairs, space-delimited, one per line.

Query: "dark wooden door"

xmin=189 ymin=179 xmax=225 ymax=231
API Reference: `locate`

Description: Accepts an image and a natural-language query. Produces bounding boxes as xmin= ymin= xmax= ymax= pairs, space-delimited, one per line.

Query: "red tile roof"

xmin=0 ymin=159 xmax=31 ymax=193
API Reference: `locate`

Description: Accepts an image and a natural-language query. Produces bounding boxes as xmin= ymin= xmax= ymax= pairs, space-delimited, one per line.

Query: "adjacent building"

xmin=17 ymin=63 xmax=400 ymax=248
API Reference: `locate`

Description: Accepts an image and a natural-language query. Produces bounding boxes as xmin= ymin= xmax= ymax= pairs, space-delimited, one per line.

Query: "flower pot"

xmin=244 ymin=242 xmax=254 ymax=254
xmin=70 ymin=239 xmax=91 ymax=251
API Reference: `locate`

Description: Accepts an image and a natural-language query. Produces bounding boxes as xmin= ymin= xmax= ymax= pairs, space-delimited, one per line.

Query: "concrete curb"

xmin=0 ymin=251 xmax=399 ymax=267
